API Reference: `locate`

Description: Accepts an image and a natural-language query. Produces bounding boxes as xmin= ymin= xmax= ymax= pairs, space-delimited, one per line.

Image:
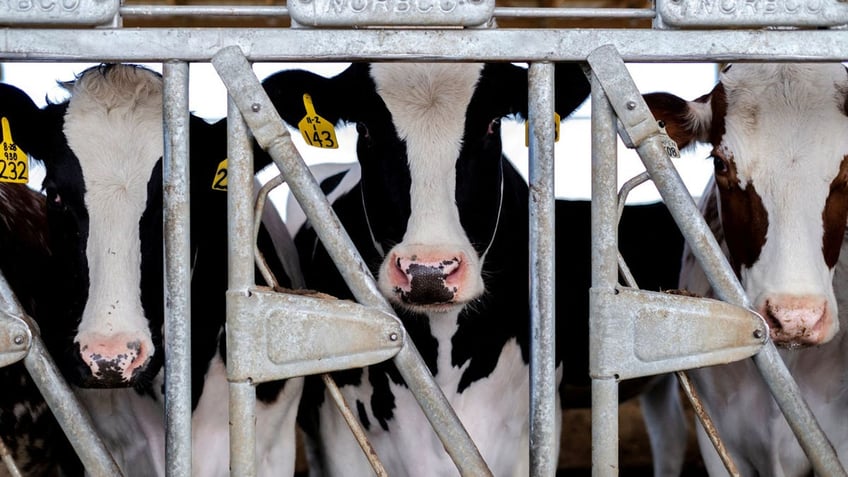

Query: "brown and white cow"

xmin=643 ymin=63 xmax=848 ymax=476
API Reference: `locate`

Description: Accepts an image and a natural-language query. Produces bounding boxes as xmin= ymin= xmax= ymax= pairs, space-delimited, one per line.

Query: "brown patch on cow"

xmin=714 ymin=154 xmax=769 ymax=276
xmin=706 ymin=83 xmax=728 ymax=147
xmin=822 ymin=155 xmax=848 ymax=268
xmin=643 ymin=92 xmax=697 ymax=148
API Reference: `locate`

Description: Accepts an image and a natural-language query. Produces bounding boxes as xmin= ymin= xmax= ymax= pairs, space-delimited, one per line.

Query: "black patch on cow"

xmin=320 ymin=171 xmax=347 ymax=196
xmin=355 ymin=400 xmax=371 ymax=431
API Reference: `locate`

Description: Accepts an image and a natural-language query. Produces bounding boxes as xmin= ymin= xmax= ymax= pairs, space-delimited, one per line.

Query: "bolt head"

xmin=389 ymin=332 xmax=399 ymax=342
xmin=13 ymin=335 xmax=24 ymax=346
xmin=251 ymin=103 xmax=261 ymax=112
xmin=753 ymin=329 xmax=764 ymax=340
xmin=625 ymin=101 xmax=637 ymax=110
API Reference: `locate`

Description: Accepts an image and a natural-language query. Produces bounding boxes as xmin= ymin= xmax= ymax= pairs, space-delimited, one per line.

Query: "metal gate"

xmin=1 ymin=3 xmax=847 ymax=476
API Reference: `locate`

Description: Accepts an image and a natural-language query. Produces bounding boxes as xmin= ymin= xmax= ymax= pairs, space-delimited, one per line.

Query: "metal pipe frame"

xmin=162 ymin=61 xmax=193 ymax=477
xmin=1 ymin=29 xmax=847 ymax=62
xmin=527 ymin=62 xmax=557 ymax=477
xmin=589 ymin=72 xmax=621 ymax=477
xmin=226 ymin=95 xmax=259 ymax=476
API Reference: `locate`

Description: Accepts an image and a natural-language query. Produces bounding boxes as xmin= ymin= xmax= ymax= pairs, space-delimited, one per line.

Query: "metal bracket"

xmin=0 ymin=311 xmax=31 ymax=368
xmin=590 ymin=288 xmax=766 ymax=380
xmin=227 ymin=288 xmax=403 ymax=383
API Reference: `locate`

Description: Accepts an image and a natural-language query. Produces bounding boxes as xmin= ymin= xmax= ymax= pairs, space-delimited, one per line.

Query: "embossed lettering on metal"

xmin=656 ymin=0 xmax=848 ymax=28
xmin=287 ymin=0 xmax=495 ymax=27
xmin=0 ymin=0 xmax=119 ymax=26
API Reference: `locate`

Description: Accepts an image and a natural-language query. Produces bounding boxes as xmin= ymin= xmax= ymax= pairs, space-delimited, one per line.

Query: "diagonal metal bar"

xmin=586 ymin=43 xmax=847 ymax=477
xmin=211 ymin=46 xmax=492 ymax=477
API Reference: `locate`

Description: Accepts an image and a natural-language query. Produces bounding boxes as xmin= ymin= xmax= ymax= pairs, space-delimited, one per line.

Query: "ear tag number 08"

xmin=524 ymin=113 xmax=561 ymax=147
xmin=0 ymin=117 xmax=29 ymax=184
xmin=298 ymin=94 xmax=338 ymax=149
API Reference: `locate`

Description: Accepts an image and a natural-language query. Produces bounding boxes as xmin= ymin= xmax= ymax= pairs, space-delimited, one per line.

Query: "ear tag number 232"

xmin=298 ymin=94 xmax=338 ymax=149
xmin=0 ymin=117 xmax=29 ymax=184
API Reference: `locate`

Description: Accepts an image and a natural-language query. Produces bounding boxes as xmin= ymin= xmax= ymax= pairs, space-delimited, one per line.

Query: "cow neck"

xmin=361 ymin=171 xmax=505 ymax=260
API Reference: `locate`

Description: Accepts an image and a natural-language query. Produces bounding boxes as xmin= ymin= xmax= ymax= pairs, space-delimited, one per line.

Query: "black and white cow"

xmin=0 ymin=180 xmax=81 ymax=477
xmin=264 ymin=62 xmax=685 ymax=475
xmin=643 ymin=63 xmax=848 ymax=476
xmin=0 ymin=64 xmax=301 ymax=476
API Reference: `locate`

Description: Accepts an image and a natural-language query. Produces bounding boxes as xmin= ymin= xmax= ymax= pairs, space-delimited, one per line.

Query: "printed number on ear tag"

xmin=212 ymin=158 xmax=228 ymax=191
xmin=524 ymin=113 xmax=561 ymax=148
xmin=0 ymin=117 xmax=29 ymax=184
xmin=298 ymin=94 xmax=338 ymax=149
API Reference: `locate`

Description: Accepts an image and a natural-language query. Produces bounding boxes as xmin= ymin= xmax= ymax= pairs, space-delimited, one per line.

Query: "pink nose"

xmin=76 ymin=332 xmax=152 ymax=386
xmin=388 ymin=253 xmax=466 ymax=306
xmin=761 ymin=295 xmax=831 ymax=347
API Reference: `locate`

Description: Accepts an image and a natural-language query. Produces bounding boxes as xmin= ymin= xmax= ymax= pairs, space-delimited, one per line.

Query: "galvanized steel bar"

xmin=211 ymin=46 xmax=492 ymax=477
xmin=0 ymin=438 xmax=22 ymax=477
xmin=1 ymin=29 xmax=848 ymax=62
xmin=254 ymin=174 xmax=285 ymax=289
xmin=589 ymin=70 xmax=620 ymax=477
xmin=527 ymin=62 xmax=557 ymax=477
xmin=24 ymin=335 xmax=124 ymax=476
xmin=162 ymin=61 xmax=193 ymax=477
xmin=493 ymin=7 xmax=655 ymax=19
xmin=226 ymin=95 xmax=259 ymax=476
xmin=121 ymin=5 xmax=289 ymax=18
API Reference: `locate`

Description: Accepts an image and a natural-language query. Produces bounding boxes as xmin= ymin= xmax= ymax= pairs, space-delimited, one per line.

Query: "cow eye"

xmin=486 ymin=118 xmax=501 ymax=136
xmin=356 ymin=122 xmax=370 ymax=140
xmin=712 ymin=155 xmax=729 ymax=175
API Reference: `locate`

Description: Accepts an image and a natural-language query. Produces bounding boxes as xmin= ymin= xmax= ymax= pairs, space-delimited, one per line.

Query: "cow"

xmin=643 ymin=63 xmax=848 ymax=476
xmin=0 ymin=181 xmax=81 ymax=477
xmin=263 ymin=62 xmax=685 ymax=475
xmin=0 ymin=64 xmax=301 ymax=477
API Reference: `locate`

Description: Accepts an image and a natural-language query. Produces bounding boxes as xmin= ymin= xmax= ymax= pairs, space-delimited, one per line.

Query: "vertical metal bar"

xmin=226 ymin=94 xmax=258 ymax=477
xmin=24 ymin=335 xmax=123 ymax=476
xmin=589 ymin=71 xmax=620 ymax=477
xmin=637 ymin=137 xmax=847 ymax=477
xmin=527 ymin=62 xmax=557 ymax=477
xmin=162 ymin=60 xmax=192 ymax=477
xmin=211 ymin=47 xmax=492 ymax=477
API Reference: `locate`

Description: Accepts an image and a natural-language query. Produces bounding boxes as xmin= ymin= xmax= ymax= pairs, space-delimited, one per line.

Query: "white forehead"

xmin=63 ymin=66 xmax=164 ymax=202
xmin=719 ymin=63 xmax=848 ymax=189
xmin=369 ymin=63 xmax=484 ymax=164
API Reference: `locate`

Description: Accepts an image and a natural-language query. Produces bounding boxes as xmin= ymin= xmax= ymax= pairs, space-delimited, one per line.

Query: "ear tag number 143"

xmin=298 ymin=94 xmax=338 ymax=149
xmin=0 ymin=117 xmax=29 ymax=184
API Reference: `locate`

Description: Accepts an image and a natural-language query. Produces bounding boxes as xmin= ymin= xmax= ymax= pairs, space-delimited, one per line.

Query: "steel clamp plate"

xmin=656 ymin=0 xmax=848 ymax=29
xmin=287 ymin=0 xmax=495 ymax=27
xmin=0 ymin=0 xmax=119 ymax=26
xmin=227 ymin=288 xmax=404 ymax=383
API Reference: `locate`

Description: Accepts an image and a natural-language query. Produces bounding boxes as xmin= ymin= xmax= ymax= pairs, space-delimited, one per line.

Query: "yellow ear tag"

xmin=524 ymin=113 xmax=561 ymax=147
xmin=0 ymin=117 xmax=29 ymax=184
xmin=211 ymin=158 xmax=228 ymax=191
xmin=298 ymin=94 xmax=338 ymax=149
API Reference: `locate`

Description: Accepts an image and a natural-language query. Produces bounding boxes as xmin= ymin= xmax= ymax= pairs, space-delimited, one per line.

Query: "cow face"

xmin=0 ymin=65 xmax=168 ymax=388
xmin=646 ymin=64 xmax=848 ymax=347
xmin=264 ymin=63 xmax=589 ymax=314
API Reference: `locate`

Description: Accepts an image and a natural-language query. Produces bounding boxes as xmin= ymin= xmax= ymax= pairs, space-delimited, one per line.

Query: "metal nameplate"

xmin=0 ymin=0 xmax=118 ymax=26
xmin=656 ymin=0 xmax=848 ymax=28
xmin=288 ymin=0 xmax=494 ymax=27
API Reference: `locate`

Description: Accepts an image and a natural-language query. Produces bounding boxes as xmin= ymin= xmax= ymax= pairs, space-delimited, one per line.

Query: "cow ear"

xmin=644 ymin=89 xmax=714 ymax=150
xmin=263 ymin=64 xmax=372 ymax=129
xmin=480 ymin=63 xmax=589 ymax=122
xmin=553 ymin=63 xmax=590 ymax=119
xmin=0 ymin=83 xmax=45 ymax=159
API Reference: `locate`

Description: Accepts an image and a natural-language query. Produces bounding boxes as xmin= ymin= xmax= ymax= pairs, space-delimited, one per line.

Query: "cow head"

xmin=264 ymin=63 xmax=589 ymax=314
xmin=646 ymin=63 xmax=848 ymax=347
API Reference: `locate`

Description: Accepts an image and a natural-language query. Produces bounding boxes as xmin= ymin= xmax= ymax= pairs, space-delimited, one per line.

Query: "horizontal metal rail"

xmin=0 ymin=29 xmax=847 ymax=62
xmin=118 ymin=4 xmax=656 ymax=20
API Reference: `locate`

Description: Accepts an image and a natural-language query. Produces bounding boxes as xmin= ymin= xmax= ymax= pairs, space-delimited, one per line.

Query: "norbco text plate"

xmin=288 ymin=0 xmax=495 ymax=27
xmin=0 ymin=0 xmax=119 ymax=26
xmin=656 ymin=0 xmax=848 ymax=28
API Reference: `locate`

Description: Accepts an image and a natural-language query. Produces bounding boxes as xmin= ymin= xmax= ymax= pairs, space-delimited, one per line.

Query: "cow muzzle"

xmin=380 ymin=248 xmax=482 ymax=311
xmin=74 ymin=332 xmax=153 ymax=387
xmin=760 ymin=294 xmax=835 ymax=348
